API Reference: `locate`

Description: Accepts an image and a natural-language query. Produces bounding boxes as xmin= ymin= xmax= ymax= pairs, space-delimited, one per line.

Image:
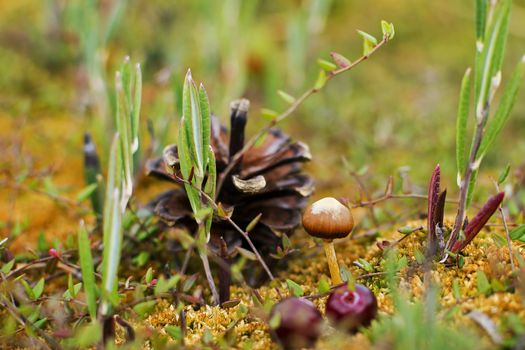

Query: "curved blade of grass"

xmin=456 ymin=68 xmax=471 ymax=178
xmin=178 ymin=117 xmax=201 ymax=214
xmin=78 ymin=223 xmax=97 ymax=320
xmin=477 ymin=57 xmax=525 ymax=162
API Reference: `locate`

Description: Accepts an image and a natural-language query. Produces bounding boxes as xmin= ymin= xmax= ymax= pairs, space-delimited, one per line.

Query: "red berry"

xmin=325 ymin=284 xmax=377 ymax=333
xmin=49 ymin=248 xmax=59 ymax=258
xmin=270 ymin=297 xmax=322 ymax=349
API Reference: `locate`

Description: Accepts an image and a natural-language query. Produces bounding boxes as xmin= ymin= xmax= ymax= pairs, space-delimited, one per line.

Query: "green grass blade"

xmin=183 ymin=70 xmax=204 ymax=176
xmin=78 ymin=223 xmax=97 ymax=320
xmin=100 ymin=135 xmax=123 ymax=315
xmin=477 ymin=57 xmax=525 ymax=161
xmin=490 ymin=0 xmax=511 ymax=78
xmin=199 ymin=84 xmax=211 ymax=168
xmin=466 ymin=168 xmax=478 ymax=207
xmin=456 ymin=68 xmax=472 ymax=178
xmin=476 ymin=3 xmax=509 ymax=120
xmin=132 ymin=63 xmax=142 ymax=155
xmin=475 ymin=0 xmax=487 ymax=41
xmin=178 ymin=117 xmax=201 ymax=214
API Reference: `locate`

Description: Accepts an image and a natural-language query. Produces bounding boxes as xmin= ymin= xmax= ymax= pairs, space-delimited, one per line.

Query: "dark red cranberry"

xmin=325 ymin=284 xmax=377 ymax=333
xmin=270 ymin=297 xmax=322 ymax=349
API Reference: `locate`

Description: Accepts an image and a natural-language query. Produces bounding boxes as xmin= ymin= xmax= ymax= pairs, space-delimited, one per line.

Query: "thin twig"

xmin=493 ymin=181 xmax=516 ymax=273
xmin=215 ymin=34 xmax=392 ymax=197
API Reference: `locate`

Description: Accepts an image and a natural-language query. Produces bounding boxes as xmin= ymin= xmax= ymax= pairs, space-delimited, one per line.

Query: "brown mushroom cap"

xmin=302 ymin=197 xmax=354 ymax=240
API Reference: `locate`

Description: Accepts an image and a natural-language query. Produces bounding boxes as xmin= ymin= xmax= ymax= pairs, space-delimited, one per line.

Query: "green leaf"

xmin=261 ymin=108 xmax=279 ymax=120
xmin=476 ymin=271 xmax=492 ymax=296
xmin=414 ymin=249 xmax=425 ymax=264
xmin=475 ymin=0 xmax=512 ymax=121
xmin=268 ymin=312 xmax=281 ymax=329
xmin=76 ymin=183 xmax=99 ymax=202
xmin=32 ymin=278 xmax=45 ymax=300
xmin=497 ymin=164 xmax=511 ymax=184
xmin=236 ymin=247 xmax=257 ymax=261
xmin=317 ymin=275 xmax=330 ymax=294
xmin=132 ymin=63 xmax=142 ymax=154
xmin=165 ymin=325 xmax=183 ymax=341
xmin=510 ymin=224 xmax=525 ymax=241
xmin=199 ymin=84 xmax=211 ymax=168
xmin=20 ymin=279 xmax=34 ymax=300
xmin=286 ymin=279 xmax=304 ymax=297
xmin=1 ymin=259 xmax=15 ymax=274
xmin=357 ymin=258 xmax=374 ymax=273
xmin=466 ymin=168 xmax=478 ymax=207
xmin=183 ymin=70 xmax=205 ymax=177
xmin=357 ymin=30 xmax=378 ymax=56
xmin=381 ymin=20 xmax=395 ymax=39
xmin=314 ymin=69 xmax=327 ymax=90
xmin=133 ymin=300 xmax=157 ymax=318
xmin=475 ymin=0 xmax=487 ymax=41
xmin=73 ymin=322 xmax=102 ymax=348
xmin=477 ymin=57 xmax=525 ymax=161
xmin=317 ymin=58 xmax=337 ymax=71
xmin=246 ymin=213 xmax=262 ymax=233
xmin=456 ymin=68 xmax=471 ymax=177
xmin=154 ymin=275 xmax=180 ymax=296
xmin=145 ymin=267 xmax=153 ymax=284
xmin=277 ymin=90 xmax=296 ymax=104
xmin=78 ymin=223 xmax=97 ymax=320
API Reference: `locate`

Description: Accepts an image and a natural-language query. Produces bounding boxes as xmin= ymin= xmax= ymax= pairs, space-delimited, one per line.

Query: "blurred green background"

xmin=2 ymin=0 xmax=525 ymax=202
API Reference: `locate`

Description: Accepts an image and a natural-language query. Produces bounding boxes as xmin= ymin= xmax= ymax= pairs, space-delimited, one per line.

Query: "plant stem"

xmin=493 ymin=181 xmax=516 ymax=273
xmin=323 ymin=240 xmax=342 ymax=285
xmin=199 ymin=249 xmax=220 ymax=305
xmin=215 ymin=35 xmax=391 ymax=197
xmin=446 ymin=106 xmax=488 ymax=255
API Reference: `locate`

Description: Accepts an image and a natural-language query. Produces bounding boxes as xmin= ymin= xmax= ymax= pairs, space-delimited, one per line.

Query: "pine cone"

xmin=146 ymin=99 xmax=313 ymax=285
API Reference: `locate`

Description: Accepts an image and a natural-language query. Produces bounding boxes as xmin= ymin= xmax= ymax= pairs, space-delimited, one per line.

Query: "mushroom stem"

xmin=323 ymin=240 xmax=342 ymax=285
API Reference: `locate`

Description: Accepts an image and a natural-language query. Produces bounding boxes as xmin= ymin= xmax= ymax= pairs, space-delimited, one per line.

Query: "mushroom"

xmin=302 ymin=197 xmax=354 ymax=285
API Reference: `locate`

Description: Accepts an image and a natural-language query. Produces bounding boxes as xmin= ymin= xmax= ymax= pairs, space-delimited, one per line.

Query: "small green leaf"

xmin=133 ymin=300 xmax=157 ymax=318
xmin=261 ymin=108 xmax=279 ymax=120
xmin=356 ymin=258 xmax=374 ymax=273
xmin=510 ymin=224 xmax=525 ymax=241
xmin=155 ymin=275 xmax=180 ymax=295
xmin=1 ymin=259 xmax=15 ymax=274
xmin=282 ymin=233 xmax=291 ymax=250
xmin=183 ymin=274 xmax=197 ymax=292
xmin=317 ymin=275 xmax=330 ymax=294
xmin=145 ymin=267 xmax=153 ymax=284
xmin=357 ymin=30 xmax=378 ymax=56
xmin=476 ymin=271 xmax=492 ymax=296
xmin=268 ymin=312 xmax=281 ymax=329
xmin=21 ymin=279 xmax=35 ymax=300
xmin=236 ymin=247 xmax=257 ymax=261
xmin=246 ymin=213 xmax=262 ymax=233
xmin=497 ymin=164 xmax=511 ymax=184
xmin=165 ymin=325 xmax=183 ymax=341
xmin=317 ymin=58 xmax=337 ymax=71
xmin=32 ymin=278 xmax=45 ymax=300
xmin=381 ymin=20 xmax=395 ymax=39
xmin=286 ymin=279 xmax=304 ymax=297
xmin=76 ymin=183 xmax=99 ymax=202
xmin=73 ymin=322 xmax=102 ymax=348
xmin=314 ymin=69 xmax=327 ymax=90
xmin=277 ymin=90 xmax=296 ymax=104
xmin=414 ymin=249 xmax=425 ymax=265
